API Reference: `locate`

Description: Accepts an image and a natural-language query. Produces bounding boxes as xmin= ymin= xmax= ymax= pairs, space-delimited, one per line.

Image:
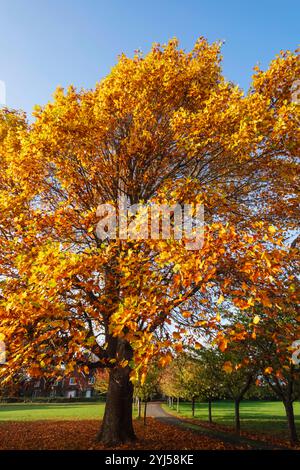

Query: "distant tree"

xmin=194 ymin=349 xmax=224 ymax=423
xmin=160 ymin=352 xmax=217 ymax=418
xmin=135 ymin=364 xmax=160 ymax=424
xmin=251 ymin=310 xmax=300 ymax=445
xmin=159 ymin=355 xmax=186 ymax=411
xmin=220 ymin=271 xmax=300 ymax=445
xmin=201 ymin=345 xmax=257 ymax=435
xmin=94 ymin=369 xmax=109 ymax=395
xmin=221 ymin=355 xmax=255 ymax=435
xmin=175 ymin=355 xmax=202 ymax=417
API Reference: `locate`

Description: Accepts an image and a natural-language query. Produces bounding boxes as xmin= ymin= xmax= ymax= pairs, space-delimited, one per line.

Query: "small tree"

xmin=135 ymin=364 xmax=160 ymax=424
xmin=160 ymin=353 xmax=204 ymax=417
xmin=221 ymin=272 xmax=300 ymax=446
xmin=176 ymin=355 xmax=202 ymax=417
xmin=221 ymin=356 xmax=255 ymax=435
xmin=94 ymin=369 xmax=109 ymax=395
xmin=195 ymin=349 xmax=224 ymax=423
xmin=159 ymin=356 xmax=186 ymax=411
xmin=203 ymin=346 xmax=257 ymax=435
xmin=251 ymin=310 xmax=300 ymax=445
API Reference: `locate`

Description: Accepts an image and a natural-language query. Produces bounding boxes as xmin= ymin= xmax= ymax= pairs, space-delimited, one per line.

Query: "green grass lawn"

xmin=1 ymin=400 xmax=299 ymax=440
xmin=0 ymin=401 xmax=141 ymax=421
xmin=0 ymin=402 xmax=106 ymax=421
xmin=162 ymin=401 xmax=300 ymax=437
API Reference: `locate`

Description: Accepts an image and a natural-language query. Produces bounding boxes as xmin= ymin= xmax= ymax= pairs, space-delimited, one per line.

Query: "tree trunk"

xmin=98 ymin=340 xmax=136 ymax=446
xmin=284 ymin=400 xmax=299 ymax=446
xmin=143 ymin=401 xmax=147 ymax=426
xmin=208 ymin=400 xmax=212 ymax=423
xmin=234 ymin=399 xmax=241 ymax=435
xmin=192 ymin=397 xmax=195 ymax=417
xmin=138 ymin=397 xmax=142 ymax=419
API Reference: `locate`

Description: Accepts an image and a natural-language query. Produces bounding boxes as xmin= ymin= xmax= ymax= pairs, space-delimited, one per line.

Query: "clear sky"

xmin=1 ymin=0 xmax=299 ymax=117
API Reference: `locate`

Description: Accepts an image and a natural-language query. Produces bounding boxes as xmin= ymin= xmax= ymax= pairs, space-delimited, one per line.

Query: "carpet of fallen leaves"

xmin=183 ymin=418 xmax=300 ymax=450
xmin=0 ymin=418 xmax=248 ymax=450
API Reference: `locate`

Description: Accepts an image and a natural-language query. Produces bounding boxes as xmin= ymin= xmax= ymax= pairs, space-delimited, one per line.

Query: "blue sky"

xmin=1 ymin=0 xmax=299 ymax=117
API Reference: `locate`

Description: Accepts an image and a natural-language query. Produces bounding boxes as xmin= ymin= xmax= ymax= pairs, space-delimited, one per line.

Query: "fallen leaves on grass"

xmin=0 ymin=418 xmax=247 ymax=450
xmin=182 ymin=418 xmax=299 ymax=450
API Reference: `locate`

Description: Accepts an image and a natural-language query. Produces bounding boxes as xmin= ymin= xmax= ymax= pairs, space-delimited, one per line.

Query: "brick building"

xmin=20 ymin=371 xmax=97 ymax=399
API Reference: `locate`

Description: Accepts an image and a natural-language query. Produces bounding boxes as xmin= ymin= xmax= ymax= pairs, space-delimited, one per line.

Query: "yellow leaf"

xmin=223 ymin=361 xmax=233 ymax=373
xmin=172 ymin=331 xmax=181 ymax=340
xmin=182 ymin=311 xmax=191 ymax=318
xmin=253 ymin=315 xmax=260 ymax=324
xmin=172 ymin=264 xmax=181 ymax=273
xmin=217 ymin=294 xmax=224 ymax=305
xmin=261 ymin=295 xmax=272 ymax=308
xmin=174 ymin=343 xmax=183 ymax=353
xmin=158 ymin=354 xmax=172 ymax=367
xmin=268 ymin=225 xmax=276 ymax=235
xmin=219 ymin=338 xmax=228 ymax=352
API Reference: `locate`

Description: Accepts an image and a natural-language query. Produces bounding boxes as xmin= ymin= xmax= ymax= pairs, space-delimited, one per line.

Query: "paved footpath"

xmin=147 ymin=402 xmax=287 ymax=450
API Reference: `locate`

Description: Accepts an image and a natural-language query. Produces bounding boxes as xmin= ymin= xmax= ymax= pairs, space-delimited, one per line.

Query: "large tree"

xmin=0 ymin=39 xmax=299 ymax=445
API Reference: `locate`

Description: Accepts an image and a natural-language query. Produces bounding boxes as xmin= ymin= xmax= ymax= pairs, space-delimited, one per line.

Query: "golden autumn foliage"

xmin=0 ymin=38 xmax=299 ymax=401
xmin=0 ymin=419 xmax=250 ymax=450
